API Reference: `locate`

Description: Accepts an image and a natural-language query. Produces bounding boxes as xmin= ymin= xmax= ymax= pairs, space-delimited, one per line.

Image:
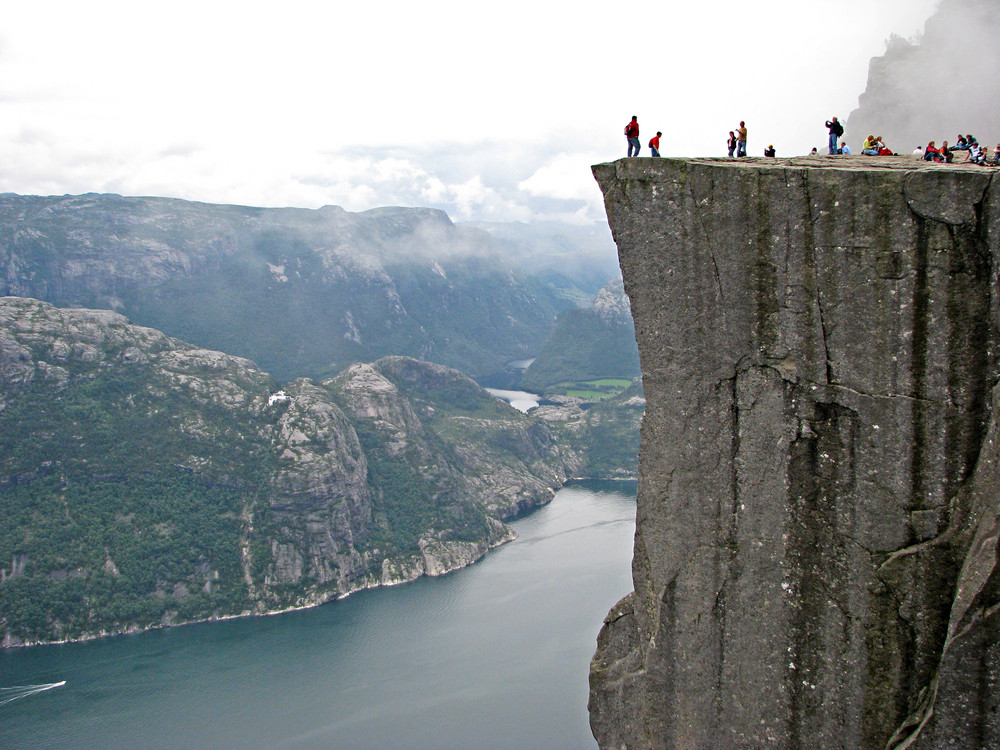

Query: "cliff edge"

xmin=590 ymin=156 xmax=1000 ymax=749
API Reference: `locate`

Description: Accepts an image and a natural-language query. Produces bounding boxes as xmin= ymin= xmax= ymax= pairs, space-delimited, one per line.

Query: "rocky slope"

xmin=540 ymin=381 xmax=644 ymax=480
xmin=846 ymin=0 xmax=999 ymax=154
xmin=590 ymin=157 xmax=1000 ymax=749
xmin=0 ymin=194 xmax=569 ymax=380
xmin=0 ymin=297 xmax=578 ymax=646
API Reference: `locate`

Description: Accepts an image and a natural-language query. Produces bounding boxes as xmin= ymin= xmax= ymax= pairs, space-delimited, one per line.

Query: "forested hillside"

xmin=0 ymin=298 xmax=581 ymax=646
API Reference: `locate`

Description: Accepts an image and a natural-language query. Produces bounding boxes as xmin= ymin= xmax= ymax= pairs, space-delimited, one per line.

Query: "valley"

xmin=0 ymin=194 xmax=641 ymax=647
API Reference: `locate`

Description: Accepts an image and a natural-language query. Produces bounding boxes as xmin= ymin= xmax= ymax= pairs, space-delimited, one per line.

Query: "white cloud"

xmin=421 ymin=174 xmax=533 ymax=222
xmin=0 ymin=0 xmax=942 ymax=220
xmin=519 ymin=153 xmax=605 ymax=201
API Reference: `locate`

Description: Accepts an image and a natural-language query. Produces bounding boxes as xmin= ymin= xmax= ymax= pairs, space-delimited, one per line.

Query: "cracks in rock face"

xmin=813 ymin=379 xmax=942 ymax=407
xmin=879 ymin=179 xmax=1000 ymax=750
xmin=686 ymin=164 xmax=728 ymax=333
xmin=799 ymin=171 xmax=824 ymax=380
xmin=797 ymin=169 xmax=836 ymax=387
xmin=815 ymin=293 xmax=834 ymax=387
xmin=604 ymin=608 xmax=634 ymax=628
xmin=723 ymin=373 xmax=741 ymax=555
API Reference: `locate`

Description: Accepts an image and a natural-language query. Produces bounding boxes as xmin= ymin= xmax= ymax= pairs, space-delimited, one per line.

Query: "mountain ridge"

xmin=0 ymin=192 xmax=577 ymax=381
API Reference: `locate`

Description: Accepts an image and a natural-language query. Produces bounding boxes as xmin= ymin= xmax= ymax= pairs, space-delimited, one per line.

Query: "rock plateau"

xmin=590 ymin=156 xmax=1000 ymax=749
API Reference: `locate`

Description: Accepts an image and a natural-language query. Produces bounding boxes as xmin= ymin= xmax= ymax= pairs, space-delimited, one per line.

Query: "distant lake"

xmin=485 ymin=387 xmax=540 ymax=412
xmin=0 ymin=481 xmax=636 ymax=750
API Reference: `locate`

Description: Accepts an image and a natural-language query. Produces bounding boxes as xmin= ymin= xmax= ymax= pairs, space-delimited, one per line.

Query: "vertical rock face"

xmin=590 ymin=157 xmax=1000 ymax=749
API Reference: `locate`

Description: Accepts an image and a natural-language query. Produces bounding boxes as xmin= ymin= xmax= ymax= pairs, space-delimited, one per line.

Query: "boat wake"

xmin=0 ymin=681 xmax=66 ymax=706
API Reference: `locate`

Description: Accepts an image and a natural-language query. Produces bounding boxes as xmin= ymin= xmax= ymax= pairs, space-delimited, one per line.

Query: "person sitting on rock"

xmin=953 ymin=134 xmax=969 ymax=151
xmin=840 ymin=141 xmax=851 ymax=154
xmin=940 ymin=140 xmax=954 ymax=163
xmin=967 ymin=141 xmax=987 ymax=165
xmin=992 ymin=145 xmax=1000 ymax=166
xmin=764 ymin=144 xmax=776 ymax=157
xmin=862 ymin=134 xmax=879 ymax=155
xmin=876 ymin=136 xmax=893 ymax=156
xmin=924 ymin=141 xmax=943 ymax=162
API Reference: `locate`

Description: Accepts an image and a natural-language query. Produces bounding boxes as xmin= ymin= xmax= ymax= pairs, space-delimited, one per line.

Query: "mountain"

xmin=519 ymin=277 xmax=640 ymax=393
xmin=845 ymin=0 xmax=1000 ymax=154
xmin=0 ymin=297 xmax=580 ymax=646
xmin=0 ymin=194 xmax=572 ymax=382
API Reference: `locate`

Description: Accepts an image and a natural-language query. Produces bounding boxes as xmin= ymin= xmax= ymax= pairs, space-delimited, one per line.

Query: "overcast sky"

xmin=1 ymin=1 xmax=939 ymax=224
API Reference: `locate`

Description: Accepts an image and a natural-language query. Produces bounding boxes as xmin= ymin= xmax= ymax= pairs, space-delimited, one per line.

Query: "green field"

xmin=548 ymin=378 xmax=634 ymax=400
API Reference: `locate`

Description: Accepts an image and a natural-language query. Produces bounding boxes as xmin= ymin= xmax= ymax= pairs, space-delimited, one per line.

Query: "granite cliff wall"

xmin=590 ymin=156 xmax=1000 ymax=749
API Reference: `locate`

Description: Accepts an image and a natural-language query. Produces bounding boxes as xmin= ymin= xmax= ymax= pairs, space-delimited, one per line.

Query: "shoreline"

xmin=1 ymin=535 xmax=515 ymax=652
xmin=1 ymin=478 xmax=635 ymax=651
xmin=2 ymin=478 xmax=637 ymax=651
xmin=0 ymin=528 xmax=519 ymax=652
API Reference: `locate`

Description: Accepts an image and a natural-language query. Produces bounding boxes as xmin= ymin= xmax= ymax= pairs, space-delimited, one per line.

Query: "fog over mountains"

xmin=846 ymin=0 xmax=1000 ymax=153
xmin=0 ymin=193 xmax=619 ymax=382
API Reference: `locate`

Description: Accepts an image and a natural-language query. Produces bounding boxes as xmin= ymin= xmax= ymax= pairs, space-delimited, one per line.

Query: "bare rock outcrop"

xmin=590 ymin=156 xmax=1000 ymax=749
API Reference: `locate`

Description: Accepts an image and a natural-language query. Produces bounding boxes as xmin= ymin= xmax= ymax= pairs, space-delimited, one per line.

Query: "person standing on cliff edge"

xmin=649 ymin=131 xmax=662 ymax=157
xmin=826 ymin=116 xmax=844 ymax=154
xmin=736 ymin=121 xmax=747 ymax=157
xmin=625 ymin=116 xmax=640 ymax=157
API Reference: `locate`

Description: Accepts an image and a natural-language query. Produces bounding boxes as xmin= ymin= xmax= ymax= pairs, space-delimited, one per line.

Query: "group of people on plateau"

xmin=623 ymin=113 xmax=1000 ymax=165
xmin=624 ymin=116 xmax=663 ymax=157
xmin=920 ymin=134 xmax=1000 ymax=166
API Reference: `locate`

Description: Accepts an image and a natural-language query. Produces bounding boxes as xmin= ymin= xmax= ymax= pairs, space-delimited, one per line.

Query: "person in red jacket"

xmin=649 ymin=131 xmax=662 ymax=157
xmin=625 ymin=116 xmax=640 ymax=157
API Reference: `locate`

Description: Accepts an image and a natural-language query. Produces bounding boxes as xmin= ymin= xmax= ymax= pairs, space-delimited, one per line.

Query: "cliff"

xmin=0 ymin=298 xmax=577 ymax=646
xmin=590 ymin=156 xmax=1000 ymax=749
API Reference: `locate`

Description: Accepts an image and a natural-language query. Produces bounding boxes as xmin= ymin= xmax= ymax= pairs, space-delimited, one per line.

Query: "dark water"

xmin=0 ymin=482 xmax=636 ymax=750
